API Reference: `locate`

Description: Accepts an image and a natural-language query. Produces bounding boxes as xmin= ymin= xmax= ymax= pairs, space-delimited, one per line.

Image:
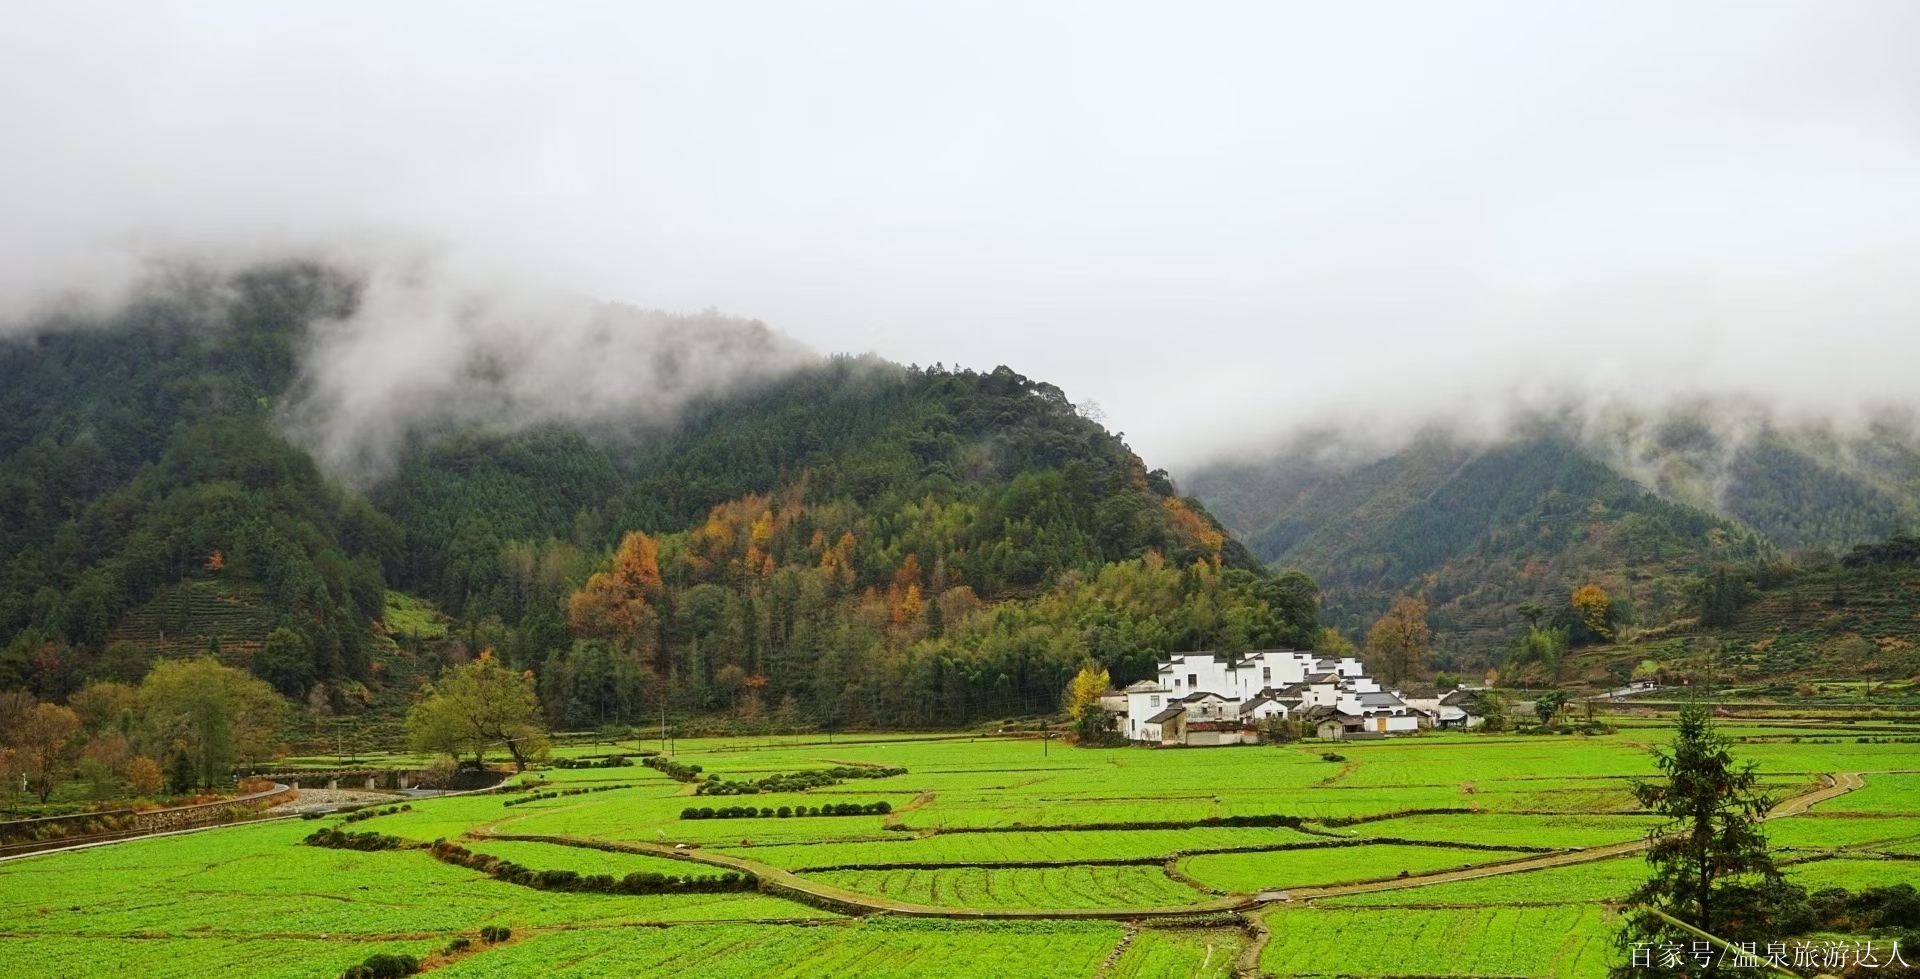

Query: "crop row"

xmin=807 ymin=864 xmax=1208 ymax=909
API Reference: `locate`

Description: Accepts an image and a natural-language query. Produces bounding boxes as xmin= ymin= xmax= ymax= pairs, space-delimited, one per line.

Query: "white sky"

xmin=2 ymin=2 xmax=1917 ymax=470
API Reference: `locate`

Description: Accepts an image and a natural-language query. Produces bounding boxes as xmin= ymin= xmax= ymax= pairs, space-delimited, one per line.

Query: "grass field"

xmin=4 ymin=711 xmax=1917 ymax=977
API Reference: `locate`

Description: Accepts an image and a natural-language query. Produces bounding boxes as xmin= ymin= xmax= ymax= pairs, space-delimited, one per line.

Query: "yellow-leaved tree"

xmin=1570 ymin=583 xmax=1613 ymax=642
xmin=1365 ymin=595 xmax=1431 ymax=688
xmin=1064 ymin=663 xmax=1111 ymax=720
xmin=1064 ymin=662 xmax=1113 ymax=742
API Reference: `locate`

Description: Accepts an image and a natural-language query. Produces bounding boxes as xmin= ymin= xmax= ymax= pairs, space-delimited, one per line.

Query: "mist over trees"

xmin=0 ymin=262 xmax=1328 ymax=764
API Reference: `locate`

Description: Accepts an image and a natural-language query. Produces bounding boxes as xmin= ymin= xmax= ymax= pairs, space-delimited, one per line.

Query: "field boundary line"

xmin=1257 ymin=772 xmax=1862 ymax=905
xmin=450 ymin=773 xmax=1859 ymax=924
xmin=471 ymin=831 xmax=1260 ymax=920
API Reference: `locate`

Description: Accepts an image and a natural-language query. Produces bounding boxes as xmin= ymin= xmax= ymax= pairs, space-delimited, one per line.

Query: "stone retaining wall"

xmin=130 ymin=783 xmax=294 ymax=833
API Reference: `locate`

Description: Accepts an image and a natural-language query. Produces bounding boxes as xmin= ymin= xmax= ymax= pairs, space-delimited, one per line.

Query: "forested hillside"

xmin=1570 ymin=533 xmax=1920 ymax=695
xmin=0 ymin=263 xmax=1306 ymax=735
xmin=1189 ymin=417 xmax=1920 ymax=673
xmin=0 ymin=267 xmax=390 ymax=702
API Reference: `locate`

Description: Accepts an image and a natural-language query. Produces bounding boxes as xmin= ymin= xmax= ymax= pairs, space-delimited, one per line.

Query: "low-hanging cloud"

xmin=3 ymin=3 xmax=1920 ymax=474
xmin=277 ymin=248 xmax=816 ymax=482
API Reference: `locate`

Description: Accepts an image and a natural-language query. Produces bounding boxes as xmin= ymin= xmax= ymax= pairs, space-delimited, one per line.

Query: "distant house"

xmin=1238 ymin=693 xmax=1290 ymax=724
xmin=1396 ymin=686 xmax=1485 ymax=730
xmin=1117 ymin=649 xmax=1414 ymax=745
xmin=1140 ymin=706 xmax=1186 ymax=744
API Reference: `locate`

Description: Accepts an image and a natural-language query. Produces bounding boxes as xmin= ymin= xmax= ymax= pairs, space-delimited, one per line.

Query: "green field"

xmin=3 ymin=720 xmax=1916 ymax=977
xmin=812 ymin=864 xmax=1211 ymax=908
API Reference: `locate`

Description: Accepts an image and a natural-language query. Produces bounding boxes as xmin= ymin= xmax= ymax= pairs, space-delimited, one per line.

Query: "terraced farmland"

xmin=5 ymin=719 xmax=1916 ymax=977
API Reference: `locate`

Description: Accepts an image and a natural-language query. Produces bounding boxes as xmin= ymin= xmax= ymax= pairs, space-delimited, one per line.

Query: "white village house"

xmin=1112 ymin=649 xmax=1460 ymax=745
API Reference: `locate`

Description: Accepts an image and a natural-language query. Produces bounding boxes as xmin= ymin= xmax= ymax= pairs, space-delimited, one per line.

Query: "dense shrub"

xmin=681 ymin=801 xmax=892 ymax=820
xmin=910 ymin=812 xmax=1307 ymax=835
xmin=502 ymin=783 xmax=632 ymax=807
xmin=479 ymin=925 xmax=511 ymax=944
xmin=642 ymin=757 xmax=705 ymax=782
xmin=692 ymin=764 xmax=908 ymax=796
xmin=304 ymin=828 xmax=404 ymax=851
xmin=428 ymin=841 xmax=756 ymax=895
xmin=442 ymin=937 xmax=471 ymax=954
xmin=342 ymin=804 xmax=412 ymax=823
xmin=1320 ymin=753 xmax=1346 ymax=762
xmin=341 ymin=953 xmax=419 ymax=978
xmin=550 ymin=755 xmax=635 ymax=770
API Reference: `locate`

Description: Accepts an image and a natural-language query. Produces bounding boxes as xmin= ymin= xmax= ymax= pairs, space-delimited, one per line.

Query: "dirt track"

xmin=472 ymin=771 xmax=1863 ymax=923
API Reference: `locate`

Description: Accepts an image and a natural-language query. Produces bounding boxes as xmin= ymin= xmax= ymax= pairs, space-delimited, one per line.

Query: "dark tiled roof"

xmin=1145 ymin=707 xmax=1186 ymax=724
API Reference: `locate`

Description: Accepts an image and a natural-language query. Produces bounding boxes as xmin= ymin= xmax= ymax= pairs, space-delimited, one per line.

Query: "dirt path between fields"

xmin=472 ymin=772 xmax=1861 ymax=924
xmin=1254 ymin=772 xmax=1862 ymax=905
xmin=470 ymin=829 xmax=1256 ymax=919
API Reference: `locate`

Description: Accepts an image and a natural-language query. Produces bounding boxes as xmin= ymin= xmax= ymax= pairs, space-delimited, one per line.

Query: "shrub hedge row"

xmin=889 ymin=812 xmax=1307 ymax=835
xmin=429 ymin=841 xmax=757 ymax=895
xmin=693 ymin=765 xmax=909 ymax=797
xmin=342 ymin=803 xmax=412 ymax=823
xmin=680 ymin=800 xmax=893 ymax=820
xmin=550 ymin=755 xmax=635 ymax=769
xmin=502 ymin=783 xmax=633 ymax=807
xmin=304 ymin=828 xmax=405 ymax=851
xmin=642 ymin=756 xmax=705 ymax=782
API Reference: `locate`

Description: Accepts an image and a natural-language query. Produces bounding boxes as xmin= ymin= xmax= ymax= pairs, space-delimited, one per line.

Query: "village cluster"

xmin=1102 ymin=649 xmax=1485 ymax=745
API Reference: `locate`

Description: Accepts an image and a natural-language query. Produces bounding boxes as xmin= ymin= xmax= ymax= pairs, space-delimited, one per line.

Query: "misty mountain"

xmin=0 ymin=262 xmax=1281 ymax=728
xmin=1187 ymin=415 xmax=1920 ymax=668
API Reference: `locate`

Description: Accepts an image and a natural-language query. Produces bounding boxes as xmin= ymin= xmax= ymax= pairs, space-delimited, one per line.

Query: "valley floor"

xmin=3 ymin=718 xmax=1917 ymax=978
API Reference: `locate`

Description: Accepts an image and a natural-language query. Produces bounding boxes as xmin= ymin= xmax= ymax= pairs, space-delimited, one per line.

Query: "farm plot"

xmin=1326 ymin=738 xmax=1658 ymax=787
xmin=1785 ymin=857 xmax=1920 ymax=891
xmin=1182 ymin=843 xmax=1524 ymax=893
xmin=0 ymin=935 xmax=443 ymax=979
xmin=1761 ymin=814 xmax=1920 ymax=851
xmin=0 ymin=820 xmax=825 ymax=940
xmin=1345 ymin=813 xmax=1663 ymax=849
xmin=904 ymin=795 xmax=1225 ymax=829
xmin=427 ymin=919 xmax=1127 ymax=979
xmin=1808 ymin=772 xmax=1920 ymax=814
xmin=1107 ymin=927 xmax=1243 ymax=979
xmin=464 ymin=839 xmax=735 ymax=879
xmin=732 ymin=825 xmax=1323 ymax=870
xmin=492 ymin=793 xmax=907 ymax=846
xmin=1315 ymin=856 xmax=1648 ymax=908
xmin=1258 ymin=904 xmax=1616 ymax=979
xmin=806 ymin=864 xmax=1208 ymax=909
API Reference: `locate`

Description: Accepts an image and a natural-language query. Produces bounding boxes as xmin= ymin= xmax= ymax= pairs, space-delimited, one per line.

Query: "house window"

xmin=1150 ymin=695 xmax=1160 ymax=707
xmin=1262 ymin=668 xmax=1271 ymax=684
xmin=1173 ymin=679 xmax=1181 ymax=690
xmin=1187 ymin=674 xmax=1197 ymax=689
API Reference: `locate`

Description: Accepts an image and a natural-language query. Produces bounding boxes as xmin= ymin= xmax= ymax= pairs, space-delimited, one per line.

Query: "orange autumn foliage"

xmin=569 ymin=532 xmax=665 ymax=645
xmin=1161 ymin=498 xmax=1224 ymax=564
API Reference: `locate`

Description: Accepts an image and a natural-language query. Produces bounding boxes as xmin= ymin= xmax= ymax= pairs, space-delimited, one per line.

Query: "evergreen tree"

xmin=1613 ymin=701 xmax=1781 ymax=978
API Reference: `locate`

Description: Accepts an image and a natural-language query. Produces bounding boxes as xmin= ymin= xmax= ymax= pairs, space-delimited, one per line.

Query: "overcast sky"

xmin=3 ymin=2 xmax=1917 ymax=470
